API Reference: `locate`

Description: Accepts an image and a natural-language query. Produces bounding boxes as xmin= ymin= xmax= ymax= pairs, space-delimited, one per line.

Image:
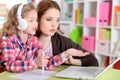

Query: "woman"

xmin=35 ymin=0 xmax=99 ymax=70
xmin=0 ymin=3 xmax=42 ymax=72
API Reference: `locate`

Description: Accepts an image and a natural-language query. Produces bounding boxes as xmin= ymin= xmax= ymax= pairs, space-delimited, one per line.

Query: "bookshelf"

xmin=0 ymin=4 xmax=8 ymax=29
xmin=62 ymin=0 xmax=120 ymax=67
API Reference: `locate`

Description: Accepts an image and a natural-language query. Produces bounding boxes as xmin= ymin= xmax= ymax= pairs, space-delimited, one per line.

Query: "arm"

xmin=46 ymin=48 xmax=90 ymax=70
xmin=69 ymin=40 xmax=99 ymax=66
xmin=46 ymin=33 xmax=98 ymax=70
xmin=46 ymin=53 xmax=66 ymax=70
xmin=52 ymin=33 xmax=99 ymax=67
xmin=0 ymin=35 xmax=38 ymax=72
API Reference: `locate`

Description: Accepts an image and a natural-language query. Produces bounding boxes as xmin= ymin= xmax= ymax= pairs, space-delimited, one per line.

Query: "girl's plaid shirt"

xmin=0 ymin=33 xmax=42 ymax=72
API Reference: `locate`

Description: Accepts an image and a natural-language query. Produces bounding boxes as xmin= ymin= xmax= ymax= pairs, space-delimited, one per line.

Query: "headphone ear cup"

xmin=18 ymin=19 xmax=27 ymax=30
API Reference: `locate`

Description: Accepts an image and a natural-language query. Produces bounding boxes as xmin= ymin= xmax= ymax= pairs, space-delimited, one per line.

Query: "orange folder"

xmin=114 ymin=6 xmax=120 ymax=26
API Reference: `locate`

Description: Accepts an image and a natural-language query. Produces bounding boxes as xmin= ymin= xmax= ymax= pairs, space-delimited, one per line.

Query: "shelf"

xmin=112 ymin=27 xmax=120 ymax=29
xmin=84 ymin=24 xmax=97 ymax=27
xmin=75 ymin=24 xmax=84 ymax=26
xmin=98 ymin=26 xmax=112 ymax=29
xmin=64 ymin=0 xmax=73 ymax=4
xmin=62 ymin=0 xmax=120 ymax=67
xmin=89 ymin=50 xmax=115 ymax=57
xmin=74 ymin=0 xmax=84 ymax=3
xmin=96 ymin=52 xmax=115 ymax=57
xmin=0 ymin=4 xmax=8 ymax=17
xmin=60 ymin=20 xmax=72 ymax=25
xmin=84 ymin=0 xmax=98 ymax=3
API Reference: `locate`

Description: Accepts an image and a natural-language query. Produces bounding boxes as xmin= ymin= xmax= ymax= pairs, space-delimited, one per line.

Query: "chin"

xmin=50 ymin=33 xmax=55 ymax=36
xmin=46 ymin=34 xmax=54 ymax=37
xmin=44 ymin=32 xmax=55 ymax=36
xmin=30 ymin=32 xmax=35 ymax=35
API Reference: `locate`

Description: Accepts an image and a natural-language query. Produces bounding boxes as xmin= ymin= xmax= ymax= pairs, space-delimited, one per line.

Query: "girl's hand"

xmin=35 ymin=51 xmax=49 ymax=68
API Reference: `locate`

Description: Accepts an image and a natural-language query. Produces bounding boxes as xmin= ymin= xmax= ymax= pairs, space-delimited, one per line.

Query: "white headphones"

xmin=17 ymin=4 xmax=27 ymax=30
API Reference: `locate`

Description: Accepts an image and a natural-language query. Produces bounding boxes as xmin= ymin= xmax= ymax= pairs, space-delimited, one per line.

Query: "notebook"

xmin=54 ymin=57 xmax=120 ymax=79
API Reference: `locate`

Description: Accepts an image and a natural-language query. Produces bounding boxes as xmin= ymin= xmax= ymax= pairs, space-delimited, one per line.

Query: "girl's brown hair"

xmin=35 ymin=0 xmax=61 ymax=38
xmin=0 ymin=3 xmax=36 ymax=38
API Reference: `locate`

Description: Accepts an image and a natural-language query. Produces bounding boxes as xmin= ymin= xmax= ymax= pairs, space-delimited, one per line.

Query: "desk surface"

xmin=0 ymin=65 xmax=120 ymax=80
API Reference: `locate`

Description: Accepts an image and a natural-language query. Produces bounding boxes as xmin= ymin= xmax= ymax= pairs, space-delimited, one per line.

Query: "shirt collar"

xmin=16 ymin=34 xmax=32 ymax=48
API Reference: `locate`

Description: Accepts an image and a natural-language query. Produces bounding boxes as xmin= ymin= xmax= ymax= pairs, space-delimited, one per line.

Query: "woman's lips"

xmin=50 ymin=29 xmax=55 ymax=33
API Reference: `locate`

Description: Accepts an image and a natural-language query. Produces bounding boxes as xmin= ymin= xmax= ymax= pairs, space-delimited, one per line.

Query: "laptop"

xmin=54 ymin=57 xmax=120 ymax=79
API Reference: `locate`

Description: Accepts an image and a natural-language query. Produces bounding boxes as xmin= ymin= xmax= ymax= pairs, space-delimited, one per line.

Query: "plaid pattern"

xmin=0 ymin=61 xmax=5 ymax=73
xmin=0 ymin=33 xmax=42 ymax=72
xmin=44 ymin=42 xmax=64 ymax=70
xmin=46 ymin=54 xmax=64 ymax=70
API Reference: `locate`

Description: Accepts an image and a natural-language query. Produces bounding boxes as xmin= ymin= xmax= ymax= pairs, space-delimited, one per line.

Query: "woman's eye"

xmin=46 ymin=18 xmax=52 ymax=21
xmin=57 ymin=19 xmax=60 ymax=22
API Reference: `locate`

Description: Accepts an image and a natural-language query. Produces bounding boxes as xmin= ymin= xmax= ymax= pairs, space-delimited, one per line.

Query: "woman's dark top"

xmin=51 ymin=33 xmax=99 ymax=66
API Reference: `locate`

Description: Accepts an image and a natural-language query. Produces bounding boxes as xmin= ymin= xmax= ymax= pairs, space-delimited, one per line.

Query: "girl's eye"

xmin=29 ymin=20 xmax=33 ymax=22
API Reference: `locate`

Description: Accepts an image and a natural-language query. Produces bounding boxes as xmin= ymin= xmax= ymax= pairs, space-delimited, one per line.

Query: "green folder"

xmin=69 ymin=27 xmax=83 ymax=46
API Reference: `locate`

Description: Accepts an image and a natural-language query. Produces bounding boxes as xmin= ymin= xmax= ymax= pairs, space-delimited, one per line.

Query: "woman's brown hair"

xmin=35 ymin=0 xmax=61 ymax=38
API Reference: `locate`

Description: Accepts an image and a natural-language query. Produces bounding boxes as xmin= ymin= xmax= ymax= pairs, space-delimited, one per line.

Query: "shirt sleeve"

xmin=46 ymin=53 xmax=68 ymax=70
xmin=0 ymin=36 xmax=38 ymax=72
xmin=52 ymin=33 xmax=99 ymax=67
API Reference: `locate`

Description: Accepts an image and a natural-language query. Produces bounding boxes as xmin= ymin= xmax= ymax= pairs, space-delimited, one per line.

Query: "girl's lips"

xmin=33 ymin=27 xmax=37 ymax=31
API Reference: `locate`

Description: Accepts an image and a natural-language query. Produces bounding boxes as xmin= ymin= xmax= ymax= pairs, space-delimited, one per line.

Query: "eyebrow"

xmin=44 ymin=16 xmax=60 ymax=19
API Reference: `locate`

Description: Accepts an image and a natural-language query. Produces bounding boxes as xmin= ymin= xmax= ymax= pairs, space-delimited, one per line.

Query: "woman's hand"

xmin=65 ymin=48 xmax=90 ymax=57
xmin=64 ymin=56 xmax=82 ymax=66
xmin=62 ymin=48 xmax=89 ymax=65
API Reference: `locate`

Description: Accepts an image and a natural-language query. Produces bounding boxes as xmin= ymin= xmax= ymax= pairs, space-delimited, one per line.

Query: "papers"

xmin=9 ymin=69 xmax=57 ymax=80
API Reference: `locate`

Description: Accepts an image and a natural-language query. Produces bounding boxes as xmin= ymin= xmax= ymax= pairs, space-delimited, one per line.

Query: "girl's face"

xmin=40 ymin=8 xmax=60 ymax=36
xmin=24 ymin=9 xmax=38 ymax=35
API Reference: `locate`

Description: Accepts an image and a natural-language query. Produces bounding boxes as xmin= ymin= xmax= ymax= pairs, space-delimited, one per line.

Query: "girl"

xmin=0 ymin=3 xmax=42 ymax=72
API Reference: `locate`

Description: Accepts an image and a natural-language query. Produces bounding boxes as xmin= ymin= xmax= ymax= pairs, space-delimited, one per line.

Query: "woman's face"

xmin=39 ymin=8 xmax=60 ymax=36
xmin=24 ymin=9 xmax=38 ymax=35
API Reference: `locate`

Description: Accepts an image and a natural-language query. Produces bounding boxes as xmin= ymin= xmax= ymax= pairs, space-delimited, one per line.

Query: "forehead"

xmin=43 ymin=8 xmax=60 ymax=18
xmin=24 ymin=9 xmax=37 ymax=18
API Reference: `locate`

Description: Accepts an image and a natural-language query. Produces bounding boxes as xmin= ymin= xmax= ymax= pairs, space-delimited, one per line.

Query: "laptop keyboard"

xmin=78 ymin=67 xmax=104 ymax=77
xmin=66 ymin=67 xmax=104 ymax=77
xmin=55 ymin=66 xmax=105 ymax=79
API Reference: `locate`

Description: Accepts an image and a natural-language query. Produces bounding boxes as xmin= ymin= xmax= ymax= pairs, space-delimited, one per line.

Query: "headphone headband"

xmin=17 ymin=3 xmax=27 ymax=31
xmin=17 ymin=4 xmax=24 ymax=19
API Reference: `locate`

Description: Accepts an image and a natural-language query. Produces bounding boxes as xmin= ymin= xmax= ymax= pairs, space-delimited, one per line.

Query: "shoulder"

xmin=52 ymin=33 xmax=71 ymax=42
xmin=29 ymin=35 xmax=39 ymax=44
xmin=30 ymin=35 xmax=42 ymax=47
xmin=1 ymin=33 xmax=16 ymax=41
xmin=0 ymin=33 xmax=18 ymax=47
xmin=30 ymin=35 xmax=38 ymax=41
xmin=52 ymin=32 xmax=78 ymax=47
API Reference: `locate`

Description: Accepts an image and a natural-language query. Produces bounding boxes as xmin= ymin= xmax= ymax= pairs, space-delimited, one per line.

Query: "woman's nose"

xmin=52 ymin=21 xmax=57 ymax=27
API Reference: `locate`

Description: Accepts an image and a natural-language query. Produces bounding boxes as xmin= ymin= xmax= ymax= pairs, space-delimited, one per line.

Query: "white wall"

xmin=0 ymin=0 xmax=27 ymax=9
xmin=0 ymin=0 xmax=63 ymax=29
xmin=0 ymin=0 xmax=63 ymax=10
